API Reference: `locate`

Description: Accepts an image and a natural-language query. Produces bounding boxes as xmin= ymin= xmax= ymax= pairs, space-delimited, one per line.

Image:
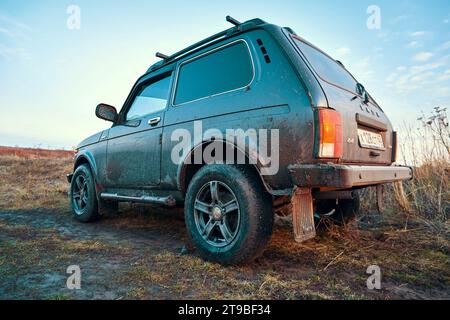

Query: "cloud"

xmin=410 ymin=31 xmax=431 ymax=37
xmin=0 ymin=15 xmax=31 ymax=31
xmin=412 ymin=52 xmax=434 ymax=62
xmin=0 ymin=14 xmax=31 ymax=61
xmin=0 ymin=44 xmax=30 ymax=60
xmin=436 ymin=70 xmax=450 ymax=82
xmin=352 ymin=56 xmax=375 ymax=82
xmin=410 ymin=71 xmax=435 ymax=82
xmin=410 ymin=62 xmax=444 ymax=75
xmin=407 ymin=41 xmax=422 ymax=49
xmin=439 ymin=41 xmax=450 ymax=51
xmin=334 ymin=46 xmax=351 ymax=57
xmin=390 ymin=14 xmax=410 ymax=24
xmin=0 ymin=27 xmax=14 ymax=38
xmin=385 ymin=55 xmax=450 ymax=98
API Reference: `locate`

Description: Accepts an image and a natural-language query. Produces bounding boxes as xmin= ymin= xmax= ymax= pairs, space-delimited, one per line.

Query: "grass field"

xmin=0 ymin=148 xmax=448 ymax=300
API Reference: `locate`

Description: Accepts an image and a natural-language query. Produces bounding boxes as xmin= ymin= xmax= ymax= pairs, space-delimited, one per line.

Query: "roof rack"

xmin=150 ymin=16 xmax=265 ymax=72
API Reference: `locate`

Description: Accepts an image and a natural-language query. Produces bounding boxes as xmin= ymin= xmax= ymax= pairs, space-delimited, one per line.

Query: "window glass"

xmin=292 ymin=38 xmax=358 ymax=92
xmin=126 ymin=75 xmax=172 ymax=121
xmin=174 ymin=41 xmax=253 ymax=105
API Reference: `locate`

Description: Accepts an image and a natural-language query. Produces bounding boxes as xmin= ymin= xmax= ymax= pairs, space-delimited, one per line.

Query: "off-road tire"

xmin=184 ymin=165 xmax=273 ymax=265
xmin=70 ymin=164 xmax=101 ymax=223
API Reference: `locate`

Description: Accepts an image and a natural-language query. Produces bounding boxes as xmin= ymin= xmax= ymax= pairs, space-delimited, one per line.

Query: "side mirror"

xmin=95 ymin=104 xmax=118 ymax=123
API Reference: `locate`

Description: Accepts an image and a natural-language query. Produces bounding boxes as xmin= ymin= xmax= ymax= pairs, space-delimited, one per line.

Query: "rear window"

xmin=174 ymin=41 xmax=253 ymax=105
xmin=292 ymin=37 xmax=358 ymax=93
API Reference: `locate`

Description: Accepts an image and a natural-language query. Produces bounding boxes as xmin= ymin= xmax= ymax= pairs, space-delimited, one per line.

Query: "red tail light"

xmin=392 ymin=131 xmax=398 ymax=162
xmin=317 ymin=109 xmax=343 ymax=159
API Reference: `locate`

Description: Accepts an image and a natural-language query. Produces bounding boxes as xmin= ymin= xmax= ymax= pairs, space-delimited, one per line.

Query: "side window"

xmin=292 ymin=37 xmax=358 ymax=93
xmin=126 ymin=74 xmax=172 ymax=121
xmin=174 ymin=41 xmax=253 ymax=105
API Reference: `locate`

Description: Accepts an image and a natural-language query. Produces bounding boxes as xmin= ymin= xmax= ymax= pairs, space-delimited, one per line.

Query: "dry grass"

xmin=0 ymin=146 xmax=73 ymax=159
xmin=0 ymin=142 xmax=448 ymax=300
xmin=114 ymin=211 xmax=449 ymax=300
xmin=361 ymin=108 xmax=449 ymax=222
xmin=0 ymin=154 xmax=73 ymax=210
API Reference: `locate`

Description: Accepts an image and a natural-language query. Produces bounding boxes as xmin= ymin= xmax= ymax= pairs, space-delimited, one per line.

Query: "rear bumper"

xmin=288 ymin=164 xmax=413 ymax=189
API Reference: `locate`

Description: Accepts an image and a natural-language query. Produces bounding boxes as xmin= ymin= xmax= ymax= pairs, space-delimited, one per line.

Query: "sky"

xmin=0 ymin=0 xmax=449 ymax=149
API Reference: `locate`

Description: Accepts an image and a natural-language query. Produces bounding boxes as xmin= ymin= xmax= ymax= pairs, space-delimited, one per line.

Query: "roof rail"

xmin=149 ymin=16 xmax=265 ymax=72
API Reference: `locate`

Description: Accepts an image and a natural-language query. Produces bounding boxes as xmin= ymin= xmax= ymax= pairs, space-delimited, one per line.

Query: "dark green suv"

xmin=68 ymin=17 xmax=412 ymax=265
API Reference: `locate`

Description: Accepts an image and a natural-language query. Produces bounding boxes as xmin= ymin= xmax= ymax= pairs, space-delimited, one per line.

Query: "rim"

xmin=72 ymin=174 xmax=89 ymax=215
xmin=193 ymin=181 xmax=241 ymax=248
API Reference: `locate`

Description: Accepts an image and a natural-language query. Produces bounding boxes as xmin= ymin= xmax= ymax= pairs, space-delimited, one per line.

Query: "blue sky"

xmin=0 ymin=0 xmax=449 ymax=148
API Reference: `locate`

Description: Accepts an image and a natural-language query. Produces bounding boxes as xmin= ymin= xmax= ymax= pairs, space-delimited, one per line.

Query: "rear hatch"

xmin=289 ymin=35 xmax=395 ymax=165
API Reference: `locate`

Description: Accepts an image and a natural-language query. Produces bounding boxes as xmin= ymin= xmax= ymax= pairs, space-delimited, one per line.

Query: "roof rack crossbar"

xmin=159 ymin=29 xmax=230 ymax=64
xmin=226 ymin=15 xmax=241 ymax=27
xmin=156 ymin=52 xmax=169 ymax=60
xmin=149 ymin=17 xmax=265 ymax=72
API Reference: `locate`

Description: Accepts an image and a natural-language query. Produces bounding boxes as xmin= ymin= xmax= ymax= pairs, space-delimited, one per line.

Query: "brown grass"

xmin=0 ymin=152 xmax=73 ymax=210
xmin=361 ymin=108 xmax=449 ymax=222
xmin=0 ymin=139 xmax=449 ymax=299
xmin=0 ymin=146 xmax=74 ymax=159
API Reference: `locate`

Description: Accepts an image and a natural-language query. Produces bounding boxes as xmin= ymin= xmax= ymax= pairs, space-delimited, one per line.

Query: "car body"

xmin=68 ymin=17 xmax=413 ymax=264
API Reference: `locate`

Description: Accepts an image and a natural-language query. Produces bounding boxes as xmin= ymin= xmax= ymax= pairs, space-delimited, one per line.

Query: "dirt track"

xmin=1 ymin=205 xmax=449 ymax=300
xmin=0 ymin=206 xmax=188 ymax=299
xmin=0 ymin=153 xmax=449 ymax=300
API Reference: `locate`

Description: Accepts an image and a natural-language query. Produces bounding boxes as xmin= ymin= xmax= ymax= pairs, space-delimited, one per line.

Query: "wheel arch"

xmin=177 ymin=139 xmax=273 ymax=196
xmin=74 ymin=152 xmax=97 ymax=174
xmin=73 ymin=151 xmax=104 ymax=197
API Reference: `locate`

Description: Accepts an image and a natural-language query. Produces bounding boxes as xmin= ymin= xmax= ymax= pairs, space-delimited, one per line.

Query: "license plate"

xmin=358 ymin=129 xmax=385 ymax=150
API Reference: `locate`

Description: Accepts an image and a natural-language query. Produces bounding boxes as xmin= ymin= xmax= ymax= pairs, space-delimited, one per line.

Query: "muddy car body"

xmin=68 ymin=17 xmax=413 ymax=264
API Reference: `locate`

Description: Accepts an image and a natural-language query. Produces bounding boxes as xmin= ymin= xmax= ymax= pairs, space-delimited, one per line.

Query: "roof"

xmin=146 ymin=18 xmax=267 ymax=74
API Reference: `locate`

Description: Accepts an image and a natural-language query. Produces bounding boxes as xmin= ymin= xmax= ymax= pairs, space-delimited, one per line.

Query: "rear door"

xmin=290 ymin=35 xmax=394 ymax=165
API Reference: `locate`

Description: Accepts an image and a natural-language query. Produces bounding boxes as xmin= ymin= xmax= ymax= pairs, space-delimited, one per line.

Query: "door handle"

xmin=148 ymin=117 xmax=161 ymax=126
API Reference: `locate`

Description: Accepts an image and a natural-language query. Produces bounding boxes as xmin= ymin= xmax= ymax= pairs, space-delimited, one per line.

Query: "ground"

xmin=0 ymin=151 xmax=448 ymax=300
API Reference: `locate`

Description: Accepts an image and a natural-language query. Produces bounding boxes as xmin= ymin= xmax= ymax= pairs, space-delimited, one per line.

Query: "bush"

xmin=361 ymin=107 xmax=449 ymax=222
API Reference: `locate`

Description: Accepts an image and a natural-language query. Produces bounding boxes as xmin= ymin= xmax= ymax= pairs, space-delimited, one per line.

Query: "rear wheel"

xmin=314 ymin=191 xmax=360 ymax=225
xmin=184 ymin=165 xmax=273 ymax=265
xmin=70 ymin=164 xmax=100 ymax=222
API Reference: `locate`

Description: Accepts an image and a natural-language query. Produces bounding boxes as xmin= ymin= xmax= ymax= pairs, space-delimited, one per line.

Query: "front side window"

xmin=292 ymin=37 xmax=358 ymax=93
xmin=174 ymin=41 xmax=253 ymax=105
xmin=126 ymin=75 xmax=172 ymax=121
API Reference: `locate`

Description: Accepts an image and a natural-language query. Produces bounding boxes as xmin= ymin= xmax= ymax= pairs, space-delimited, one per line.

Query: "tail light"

xmin=317 ymin=109 xmax=343 ymax=159
xmin=392 ymin=131 xmax=398 ymax=162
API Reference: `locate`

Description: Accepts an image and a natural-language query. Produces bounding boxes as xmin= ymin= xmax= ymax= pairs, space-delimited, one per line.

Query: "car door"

xmin=105 ymin=72 xmax=173 ymax=188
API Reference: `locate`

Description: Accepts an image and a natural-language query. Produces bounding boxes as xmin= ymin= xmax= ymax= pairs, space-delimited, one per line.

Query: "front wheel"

xmin=70 ymin=164 xmax=100 ymax=223
xmin=184 ymin=165 xmax=273 ymax=265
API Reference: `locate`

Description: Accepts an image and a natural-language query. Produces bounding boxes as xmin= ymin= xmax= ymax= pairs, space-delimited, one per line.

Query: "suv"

xmin=68 ymin=17 xmax=412 ymax=265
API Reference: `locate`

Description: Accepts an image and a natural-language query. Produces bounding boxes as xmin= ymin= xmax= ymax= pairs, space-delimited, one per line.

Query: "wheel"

xmin=314 ymin=191 xmax=360 ymax=225
xmin=184 ymin=165 xmax=273 ymax=265
xmin=70 ymin=164 xmax=100 ymax=222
